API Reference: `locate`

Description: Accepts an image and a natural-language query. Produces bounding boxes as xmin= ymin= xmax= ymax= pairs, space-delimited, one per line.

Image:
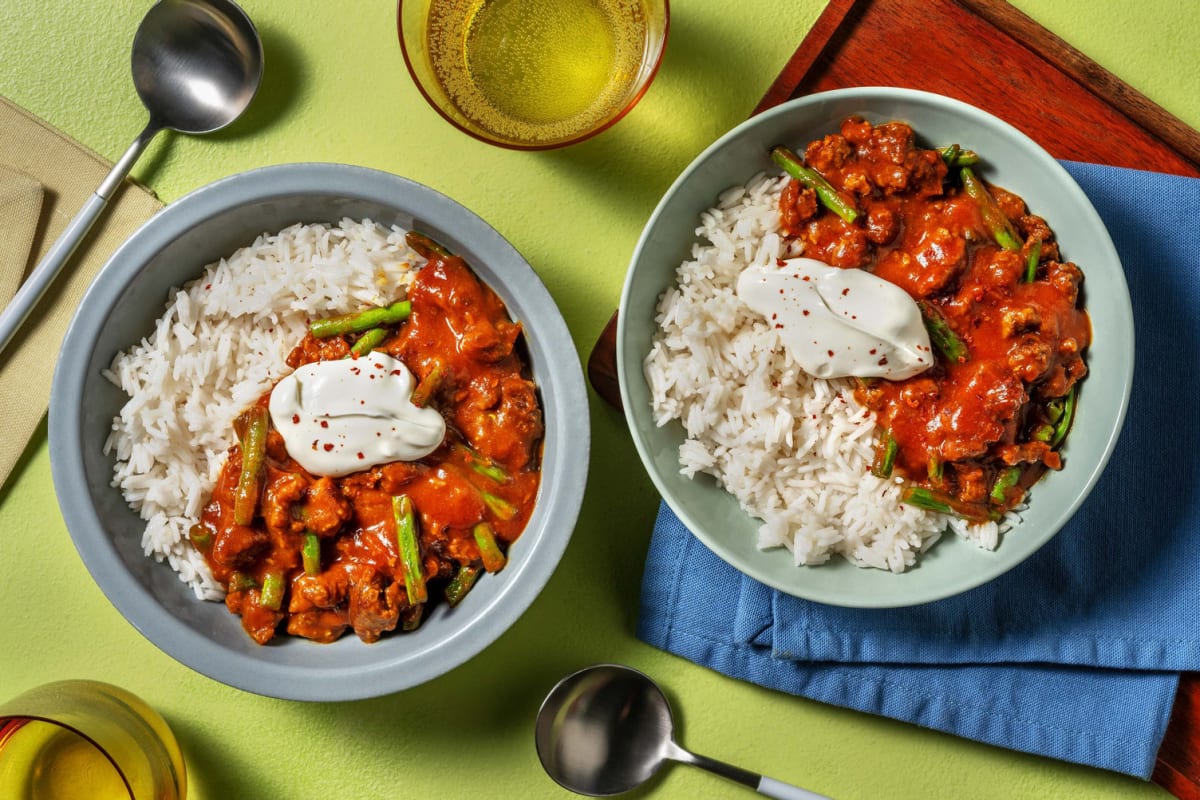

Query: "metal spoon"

xmin=536 ymin=664 xmax=833 ymax=799
xmin=0 ymin=0 xmax=263 ymax=356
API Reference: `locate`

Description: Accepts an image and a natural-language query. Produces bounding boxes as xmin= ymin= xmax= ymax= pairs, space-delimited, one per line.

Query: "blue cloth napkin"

xmin=637 ymin=162 xmax=1200 ymax=780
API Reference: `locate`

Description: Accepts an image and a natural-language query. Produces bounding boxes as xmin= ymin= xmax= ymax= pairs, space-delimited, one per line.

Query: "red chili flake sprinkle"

xmin=851 ymin=315 xmax=857 ymax=320
xmin=878 ymin=356 xmax=889 ymax=366
xmin=827 ymin=349 xmax=835 ymax=357
xmin=841 ymin=288 xmax=850 ymax=296
xmin=777 ymin=258 xmax=788 ymax=266
xmin=779 ymin=289 xmax=785 ymax=295
xmin=292 ymin=414 xmax=300 ymax=425
xmin=771 ymin=313 xmax=777 ymax=320
xmin=374 ymin=362 xmax=385 ymax=369
xmin=802 ymin=309 xmax=810 ymax=316
xmin=204 ymin=284 xmax=212 ymax=290
xmin=350 ymin=367 xmax=361 ymax=375
xmin=775 ymin=323 xmax=784 ymax=329
xmin=311 ymin=440 xmax=318 ymax=450
xmin=357 ymin=452 xmax=365 ymax=460
xmin=802 ymin=275 xmax=811 ymax=282
xmin=320 ymin=420 xmax=329 ymax=428
xmin=323 ymin=443 xmax=334 ymax=452
xmin=369 ymin=374 xmax=376 ymax=380
xmin=869 ymin=348 xmax=877 ymax=355
xmin=391 ymin=370 xmax=402 ymax=376
xmin=360 ymin=400 xmax=366 ymax=405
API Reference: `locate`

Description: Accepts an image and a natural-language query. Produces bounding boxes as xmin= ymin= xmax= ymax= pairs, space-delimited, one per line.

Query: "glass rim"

xmin=0 ymin=715 xmax=136 ymax=799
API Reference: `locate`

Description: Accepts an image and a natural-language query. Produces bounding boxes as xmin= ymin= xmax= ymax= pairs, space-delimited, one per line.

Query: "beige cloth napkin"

xmin=0 ymin=96 xmax=162 ymax=488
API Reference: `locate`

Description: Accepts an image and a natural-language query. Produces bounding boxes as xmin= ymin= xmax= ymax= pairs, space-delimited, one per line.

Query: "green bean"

xmin=259 ymin=571 xmax=285 ymax=611
xmin=1031 ymin=423 xmax=1055 ymax=443
xmin=481 ymin=491 xmax=518 ymax=521
xmin=233 ymin=405 xmax=268 ymax=526
xmin=401 ymin=603 xmax=424 ymax=632
xmin=961 ymin=166 xmax=1021 ymax=251
xmin=871 ymin=432 xmax=899 ymax=479
xmin=1050 ymin=385 xmax=1077 ymax=448
xmin=990 ymin=467 xmax=1021 ymax=506
xmin=927 ymin=455 xmax=944 ymax=484
xmin=473 ymin=523 xmax=507 ymax=573
xmin=444 ymin=564 xmax=481 ymax=607
xmin=410 ymin=363 xmax=444 ymax=408
xmin=309 ymin=300 xmax=411 ymax=339
xmin=188 ymin=524 xmax=212 ymax=552
xmin=770 ymin=145 xmax=859 ymax=223
xmin=302 ymin=532 xmax=321 ymax=576
xmin=918 ymin=301 xmax=969 ymax=363
xmin=902 ymin=486 xmax=998 ymax=523
xmin=1024 ymin=238 xmax=1042 ymax=283
xmin=347 ymin=327 xmax=388 ymax=357
xmin=227 ymin=571 xmax=257 ymax=593
xmin=457 ymin=443 xmax=509 ymax=483
xmin=405 ymin=231 xmax=452 ymax=260
xmin=939 ymin=144 xmax=980 ymax=167
xmin=392 ymin=495 xmax=427 ymax=605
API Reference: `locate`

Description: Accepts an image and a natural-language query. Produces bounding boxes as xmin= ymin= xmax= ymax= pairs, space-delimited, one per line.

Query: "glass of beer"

xmin=0 ymin=680 xmax=186 ymax=800
xmin=398 ymin=0 xmax=669 ymax=149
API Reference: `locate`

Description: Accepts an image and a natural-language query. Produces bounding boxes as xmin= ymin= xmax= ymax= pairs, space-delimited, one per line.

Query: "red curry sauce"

xmin=779 ymin=117 xmax=1090 ymax=518
xmin=194 ymin=247 xmax=543 ymax=644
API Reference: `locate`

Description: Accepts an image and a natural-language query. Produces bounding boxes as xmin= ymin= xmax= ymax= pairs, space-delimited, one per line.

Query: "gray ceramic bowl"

xmin=618 ymin=87 xmax=1133 ymax=607
xmin=50 ymin=163 xmax=589 ymax=700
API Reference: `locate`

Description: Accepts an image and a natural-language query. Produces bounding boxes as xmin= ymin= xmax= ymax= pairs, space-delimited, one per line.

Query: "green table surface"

xmin=1 ymin=2 xmax=1197 ymax=798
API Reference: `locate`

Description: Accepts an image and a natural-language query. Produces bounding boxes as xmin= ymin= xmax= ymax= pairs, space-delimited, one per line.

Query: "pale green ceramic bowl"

xmin=617 ymin=87 xmax=1133 ymax=607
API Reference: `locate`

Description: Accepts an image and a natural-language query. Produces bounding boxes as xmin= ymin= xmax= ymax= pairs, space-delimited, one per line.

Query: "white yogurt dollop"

xmin=268 ymin=351 xmax=446 ymax=477
xmin=736 ymin=257 xmax=933 ymax=380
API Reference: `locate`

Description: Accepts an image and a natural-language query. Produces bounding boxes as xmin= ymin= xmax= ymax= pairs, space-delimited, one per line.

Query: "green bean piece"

xmin=1031 ymin=423 xmax=1056 ymax=443
xmin=457 ymin=443 xmax=510 ymax=483
xmin=770 ymin=145 xmax=859 ymax=223
xmin=960 ymin=167 xmax=1021 ymax=251
xmin=918 ymin=301 xmax=969 ymax=363
xmin=990 ymin=467 xmax=1021 ymax=506
xmin=309 ymin=300 xmax=411 ymax=339
xmin=188 ymin=524 xmax=213 ymax=552
xmin=410 ymin=363 xmax=444 ymax=408
xmin=401 ymin=603 xmax=424 ymax=632
xmin=871 ymin=432 xmax=899 ymax=479
xmin=259 ymin=571 xmax=285 ymax=611
xmin=902 ymin=486 xmax=998 ymax=523
xmin=233 ymin=405 xmax=268 ymax=526
xmin=347 ymin=327 xmax=388 ymax=357
xmin=392 ymin=495 xmax=427 ymax=605
xmin=405 ymin=231 xmax=452 ymax=260
xmin=481 ymin=491 xmax=518 ymax=521
xmin=1024 ymin=238 xmax=1042 ymax=283
xmin=445 ymin=564 xmax=481 ymax=607
xmin=938 ymin=144 xmax=980 ymax=167
xmin=227 ymin=571 xmax=257 ymax=593
xmin=1050 ymin=385 xmax=1078 ymax=448
xmin=928 ymin=455 xmax=944 ymax=484
xmin=302 ymin=532 xmax=321 ymax=576
xmin=473 ymin=523 xmax=508 ymax=573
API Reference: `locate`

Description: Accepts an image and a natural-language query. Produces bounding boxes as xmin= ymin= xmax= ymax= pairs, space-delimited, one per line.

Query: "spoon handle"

xmin=757 ymin=775 xmax=834 ymax=800
xmin=0 ymin=123 xmax=158 ymax=358
xmin=684 ymin=750 xmax=832 ymax=800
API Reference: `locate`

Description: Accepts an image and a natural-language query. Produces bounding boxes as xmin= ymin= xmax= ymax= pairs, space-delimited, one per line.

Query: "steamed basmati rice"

xmin=104 ymin=219 xmax=425 ymax=599
xmin=644 ymin=173 xmax=1002 ymax=572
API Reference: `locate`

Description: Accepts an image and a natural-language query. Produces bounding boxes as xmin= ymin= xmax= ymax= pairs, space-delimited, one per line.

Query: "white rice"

xmin=103 ymin=219 xmax=425 ymax=599
xmin=644 ymin=173 xmax=1002 ymax=572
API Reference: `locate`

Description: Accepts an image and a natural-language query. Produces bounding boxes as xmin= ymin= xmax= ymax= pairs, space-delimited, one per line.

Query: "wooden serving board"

xmin=587 ymin=0 xmax=1200 ymax=795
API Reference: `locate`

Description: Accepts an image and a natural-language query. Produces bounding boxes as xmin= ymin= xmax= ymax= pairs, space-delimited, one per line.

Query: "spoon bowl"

xmin=536 ymin=664 xmax=832 ymax=799
xmin=132 ymin=0 xmax=263 ymax=135
xmin=0 ymin=0 xmax=263 ymax=357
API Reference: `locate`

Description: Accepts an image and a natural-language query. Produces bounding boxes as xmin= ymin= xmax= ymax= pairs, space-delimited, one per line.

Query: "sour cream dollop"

xmin=736 ymin=257 xmax=933 ymax=380
xmin=268 ymin=351 xmax=446 ymax=477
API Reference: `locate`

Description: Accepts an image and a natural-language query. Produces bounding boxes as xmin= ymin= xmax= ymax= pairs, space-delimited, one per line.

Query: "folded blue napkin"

xmin=638 ymin=161 xmax=1200 ymax=780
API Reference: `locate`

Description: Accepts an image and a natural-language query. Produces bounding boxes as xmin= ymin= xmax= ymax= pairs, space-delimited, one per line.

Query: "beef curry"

xmin=777 ymin=117 xmax=1089 ymax=521
xmin=191 ymin=234 xmax=543 ymax=644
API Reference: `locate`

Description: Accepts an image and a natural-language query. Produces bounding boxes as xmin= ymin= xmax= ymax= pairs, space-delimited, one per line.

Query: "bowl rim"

xmin=394 ymin=0 xmax=671 ymax=151
xmin=49 ymin=162 xmax=590 ymax=699
xmin=616 ymin=86 xmax=1134 ymax=607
